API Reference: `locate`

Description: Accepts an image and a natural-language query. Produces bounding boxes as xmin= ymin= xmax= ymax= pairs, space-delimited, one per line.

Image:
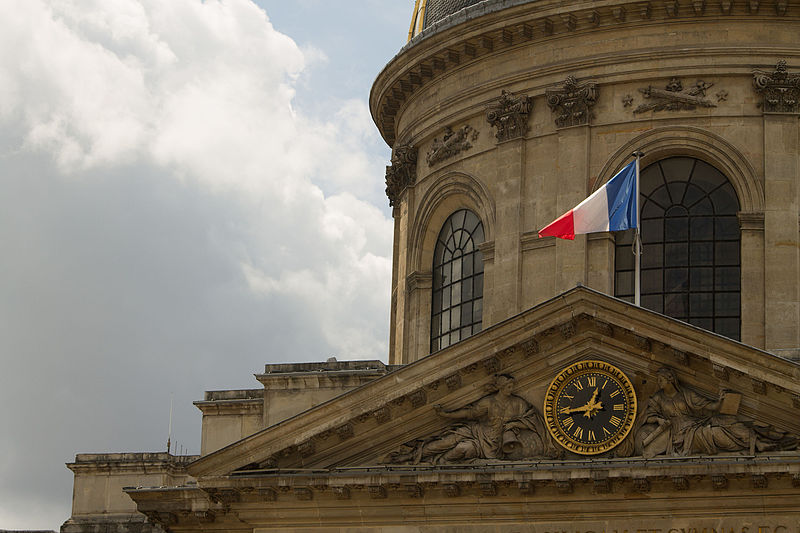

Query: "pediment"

xmin=188 ymin=286 xmax=800 ymax=479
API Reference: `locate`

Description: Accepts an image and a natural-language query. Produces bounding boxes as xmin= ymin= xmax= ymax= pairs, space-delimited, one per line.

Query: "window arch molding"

xmin=410 ymin=171 xmax=496 ymax=272
xmin=596 ymin=126 xmax=763 ymax=213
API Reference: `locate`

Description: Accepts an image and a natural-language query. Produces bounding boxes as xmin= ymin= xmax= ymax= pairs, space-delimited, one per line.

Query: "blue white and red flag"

xmin=538 ymin=160 xmax=638 ymax=240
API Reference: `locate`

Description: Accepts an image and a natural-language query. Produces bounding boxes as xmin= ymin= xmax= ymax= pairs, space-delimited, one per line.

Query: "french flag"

xmin=539 ymin=160 xmax=638 ymax=240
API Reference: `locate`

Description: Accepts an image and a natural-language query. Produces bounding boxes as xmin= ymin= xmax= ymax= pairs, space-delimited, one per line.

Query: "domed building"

xmin=63 ymin=1 xmax=800 ymax=532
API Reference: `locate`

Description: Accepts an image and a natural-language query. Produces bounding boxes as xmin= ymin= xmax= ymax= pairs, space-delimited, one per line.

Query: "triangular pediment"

xmin=188 ymin=287 xmax=800 ymax=479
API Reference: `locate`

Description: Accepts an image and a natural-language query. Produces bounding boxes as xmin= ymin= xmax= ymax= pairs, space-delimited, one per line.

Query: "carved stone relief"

xmin=634 ymin=367 xmax=798 ymax=458
xmin=753 ymin=60 xmax=800 ymax=113
xmin=633 ymin=78 xmax=716 ymax=113
xmin=426 ymin=125 xmax=479 ymax=166
xmin=384 ymin=143 xmax=418 ymax=207
xmin=382 ymin=366 xmax=799 ymax=465
xmin=485 ymin=90 xmax=532 ymax=142
xmin=384 ymin=374 xmax=559 ymax=464
xmin=545 ymin=76 xmax=597 ymax=128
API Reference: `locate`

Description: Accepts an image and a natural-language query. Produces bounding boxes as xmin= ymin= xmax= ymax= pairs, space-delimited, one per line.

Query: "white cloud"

xmin=0 ymin=0 xmax=392 ymax=528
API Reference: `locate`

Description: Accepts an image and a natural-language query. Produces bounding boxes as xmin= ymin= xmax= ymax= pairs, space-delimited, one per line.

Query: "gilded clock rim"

xmin=543 ymin=359 xmax=637 ymax=455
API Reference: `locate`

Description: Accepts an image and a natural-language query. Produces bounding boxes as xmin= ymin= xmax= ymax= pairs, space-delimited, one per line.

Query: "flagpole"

xmin=632 ymin=151 xmax=644 ymax=306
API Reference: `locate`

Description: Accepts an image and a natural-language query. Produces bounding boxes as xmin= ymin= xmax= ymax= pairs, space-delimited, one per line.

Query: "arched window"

xmin=615 ymin=157 xmax=741 ymax=340
xmin=431 ymin=209 xmax=485 ymax=352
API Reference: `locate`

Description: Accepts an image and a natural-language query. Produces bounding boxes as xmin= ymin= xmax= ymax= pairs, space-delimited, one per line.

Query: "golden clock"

xmin=543 ymin=360 xmax=637 ymax=455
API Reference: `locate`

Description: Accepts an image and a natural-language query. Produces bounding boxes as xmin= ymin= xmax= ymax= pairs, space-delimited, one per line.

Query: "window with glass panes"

xmin=615 ymin=157 xmax=741 ymax=340
xmin=431 ymin=209 xmax=485 ymax=352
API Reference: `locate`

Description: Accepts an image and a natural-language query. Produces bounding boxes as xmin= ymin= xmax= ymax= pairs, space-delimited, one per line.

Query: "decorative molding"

xmin=752 ymin=474 xmax=768 ymax=489
xmin=622 ymin=94 xmax=633 ymax=107
xmin=408 ymin=389 xmax=427 ymax=408
xmin=596 ymin=320 xmax=614 ymax=337
xmin=479 ymin=481 xmax=497 ymax=496
xmin=336 ymin=423 xmax=354 ymax=441
xmin=426 ymin=125 xmax=479 ymax=166
xmin=634 ymin=78 xmax=716 ymax=113
xmin=522 ymin=338 xmax=539 ymax=356
xmin=753 ymin=60 xmax=800 ymax=114
xmin=385 ymin=143 xmax=418 ymax=207
xmin=738 ymin=211 xmax=765 ymax=231
xmin=672 ymin=348 xmax=689 ymax=366
xmin=556 ymin=480 xmax=573 ymax=494
xmin=546 ymin=76 xmax=597 ymax=128
xmin=712 ymin=364 xmax=729 ymax=381
xmin=665 ymin=0 xmax=679 ymax=16
xmin=712 ymin=475 xmax=728 ymax=490
xmin=483 ymin=356 xmax=501 ymax=374
xmin=486 ymin=90 xmax=532 ymax=142
xmin=445 ymin=373 xmax=462 ymax=390
xmin=673 ymin=476 xmax=689 ymax=491
xmin=374 ymin=407 xmax=391 ymax=424
xmin=406 ymin=271 xmax=433 ymax=293
xmin=407 ymin=483 xmax=424 ymax=498
xmin=793 ymin=394 xmax=800 ymax=409
xmin=294 ymin=487 xmax=313 ymax=501
xmin=560 ymin=320 xmax=577 ymax=339
xmin=298 ymin=440 xmax=315 ymax=457
xmin=633 ymin=478 xmax=650 ymax=492
xmin=444 ymin=483 xmax=460 ymax=497
xmin=259 ymin=488 xmax=277 ymax=501
xmin=593 ymin=478 xmax=611 ymax=494
xmin=519 ymin=481 xmax=535 ymax=494
xmin=751 ymin=378 xmax=767 ymax=395
xmin=716 ymin=89 xmax=728 ymax=102
xmin=368 ymin=485 xmax=387 ymax=499
xmin=333 ymin=486 xmax=350 ymax=500
xmin=633 ymin=334 xmax=651 ymax=351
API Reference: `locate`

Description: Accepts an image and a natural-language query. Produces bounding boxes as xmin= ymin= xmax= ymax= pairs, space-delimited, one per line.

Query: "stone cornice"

xmin=738 ymin=210 xmax=766 ymax=230
xmin=370 ymin=0 xmax=800 ymax=145
xmin=129 ymin=456 xmax=800 ymax=528
xmin=67 ymin=453 xmax=197 ymax=475
xmin=192 ymin=398 xmax=263 ymax=416
xmin=188 ymin=287 xmax=800 ymax=478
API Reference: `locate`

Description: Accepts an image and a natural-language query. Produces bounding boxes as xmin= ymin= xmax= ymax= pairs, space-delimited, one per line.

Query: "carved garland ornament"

xmin=426 ymin=125 xmax=479 ymax=166
xmin=634 ymin=77 xmax=716 ymax=113
xmin=753 ymin=60 xmax=800 ymax=113
xmin=546 ymin=76 xmax=597 ymax=128
xmin=384 ymin=143 xmax=418 ymax=207
xmin=485 ymin=90 xmax=532 ymax=142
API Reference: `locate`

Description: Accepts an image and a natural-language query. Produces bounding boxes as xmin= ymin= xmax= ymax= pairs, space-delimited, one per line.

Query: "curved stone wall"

xmin=376 ymin=0 xmax=800 ymax=364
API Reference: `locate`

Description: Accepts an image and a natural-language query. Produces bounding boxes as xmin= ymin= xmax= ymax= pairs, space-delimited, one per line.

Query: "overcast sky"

xmin=0 ymin=1 xmax=409 ymax=529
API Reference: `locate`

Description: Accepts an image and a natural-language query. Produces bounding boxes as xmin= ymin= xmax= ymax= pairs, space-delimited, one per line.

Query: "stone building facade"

xmin=63 ymin=1 xmax=800 ymax=532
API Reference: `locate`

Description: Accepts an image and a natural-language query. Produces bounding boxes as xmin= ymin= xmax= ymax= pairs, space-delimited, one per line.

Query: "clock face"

xmin=543 ymin=360 xmax=637 ymax=455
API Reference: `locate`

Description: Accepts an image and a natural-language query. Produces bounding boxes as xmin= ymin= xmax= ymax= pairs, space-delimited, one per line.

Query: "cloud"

xmin=0 ymin=0 xmax=392 ymax=529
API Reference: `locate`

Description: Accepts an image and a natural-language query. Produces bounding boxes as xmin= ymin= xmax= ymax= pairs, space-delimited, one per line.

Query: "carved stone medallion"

xmin=543 ymin=360 xmax=637 ymax=455
xmin=384 ymin=143 xmax=418 ymax=207
xmin=753 ymin=60 xmax=800 ymax=114
xmin=426 ymin=125 xmax=479 ymax=166
xmin=545 ymin=76 xmax=597 ymax=128
xmin=485 ymin=90 xmax=532 ymax=142
xmin=633 ymin=78 xmax=716 ymax=113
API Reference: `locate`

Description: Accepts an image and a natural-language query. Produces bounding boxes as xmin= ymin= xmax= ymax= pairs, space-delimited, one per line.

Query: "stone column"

xmin=738 ymin=212 xmax=765 ymax=349
xmin=763 ymin=115 xmax=800 ymax=358
xmin=484 ymin=138 xmax=524 ymax=324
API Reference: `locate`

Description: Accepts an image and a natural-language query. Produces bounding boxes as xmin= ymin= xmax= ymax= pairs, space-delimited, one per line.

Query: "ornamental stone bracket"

xmin=426 ymin=124 xmax=479 ymax=166
xmin=753 ymin=60 xmax=800 ymax=114
xmin=485 ymin=90 xmax=532 ymax=142
xmin=545 ymin=76 xmax=597 ymax=128
xmin=385 ymin=143 xmax=418 ymax=207
xmin=633 ymin=78 xmax=716 ymax=113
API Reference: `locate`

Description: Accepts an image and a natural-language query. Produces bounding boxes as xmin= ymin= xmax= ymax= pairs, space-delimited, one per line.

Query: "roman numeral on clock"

xmin=609 ymin=415 xmax=622 ymax=427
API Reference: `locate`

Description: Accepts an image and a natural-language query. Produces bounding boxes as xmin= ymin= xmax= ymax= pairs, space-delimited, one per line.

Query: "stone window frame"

xmin=598 ymin=126 xmax=765 ymax=348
